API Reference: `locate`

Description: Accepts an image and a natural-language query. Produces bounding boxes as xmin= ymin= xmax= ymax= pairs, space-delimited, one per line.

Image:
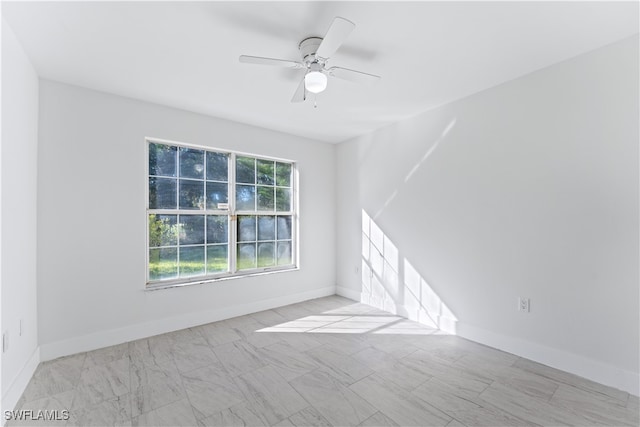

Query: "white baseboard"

xmin=457 ymin=322 xmax=640 ymax=396
xmin=36 ymin=282 xmax=640 ymax=397
xmin=353 ymin=289 xmax=638 ymax=396
xmin=336 ymin=286 xmax=360 ymax=301
xmin=1 ymin=346 xmax=40 ymax=425
xmin=40 ymin=286 xmax=336 ymax=361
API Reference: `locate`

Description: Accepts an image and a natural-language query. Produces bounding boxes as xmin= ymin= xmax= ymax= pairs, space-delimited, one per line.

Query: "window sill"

xmin=144 ymin=265 xmax=299 ymax=291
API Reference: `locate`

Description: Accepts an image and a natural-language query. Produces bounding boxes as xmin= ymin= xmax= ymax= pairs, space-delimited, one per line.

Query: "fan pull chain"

xmin=314 ymin=94 xmax=318 ymax=109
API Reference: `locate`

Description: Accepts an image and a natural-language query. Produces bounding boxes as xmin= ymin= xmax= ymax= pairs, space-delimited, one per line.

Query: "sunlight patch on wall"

xmin=361 ymin=210 xmax=457 ymax=334
xmin=404 ymin=117 xmax=457 ymax=183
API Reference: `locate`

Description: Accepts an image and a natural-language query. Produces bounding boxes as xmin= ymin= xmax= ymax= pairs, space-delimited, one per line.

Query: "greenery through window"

xmin=147 ymin=140 xmax=295 ymax=287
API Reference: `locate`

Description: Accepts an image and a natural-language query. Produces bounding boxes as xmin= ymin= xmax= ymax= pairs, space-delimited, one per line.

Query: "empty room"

xmin=1 ymin=1 xmax=638 ymax=426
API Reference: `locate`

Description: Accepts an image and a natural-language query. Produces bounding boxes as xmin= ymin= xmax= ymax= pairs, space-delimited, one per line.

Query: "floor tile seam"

xmin=476 ymin=384 xmax=582 ymax=426
xmin=171 ymin=353 xmax=202 ymax=425
xmin=297 ymin=315 xmax=359 ymax=334
xmin=17 ymin=387 xmax=74 ymax=413
xmin=310 ymin=350 xmax=375 ymax=384
xmin=551 ymin=380 xmax=630 ymax=408
xmin=232 ymin=369 xmax=308 ymax=427
xmin=472 ymin=392 xmax=544 ymax=426
xmin=349 ymin=317 xmax=411 ymax=336
xmin=171 ymin=345 xmax=224 ymax=376
xmin=285 ymin=366 xmax=326 ymax=390
xmin=257 ymin=355 xmax=316 ymax=381
xmin=397 ymin=384 xmax=456 ymax=425
xmin=546 ymin=395 xmax=632 ymax=427
xmin=622 ymin=393 xmax=632 ymax=408
xmin=477 ymin=370 xmax=556 ymax=400
xmin=346 ymin=370 xmax=380 ymax=396
xmin=259 ymin=337 xmax=303 ymax=355
xmin=283 ymin=382 xmax=315 ymax=421
xmin=484 ymin=380 xmax=558 ymax=407
xmin=514 ymin=365 xmax=627 ymax=404
xmin=195 ymin=324 xmax=239 ymax=348
xmin=450 ymin=403 xmax=541 ymax=427
xmin=132 ymin=364 xmax=183 ymax=386
xmin=205 ymin=334 xmax=244 ymax=349
xmin=406 ymin=391 xmax=471 ymax=427
xmin=129 ymin=392 xmax=191 ymax=423
xmin=127 ymin=353 xmax=134 ymax=421
xmin=370 ymin=409 xmax=404 ymax=427
xmin=416 ymin=373 xmax=492 ymax=399
xmin=394 ymin=345 xmax=421 ymax=361
xmin=549 ymin=388 xmax=638 ymax=422
xmin=537 ymin=376 xmax=562 ymax=403
xmin=69 ymin=390 xmax=132 ymax=420
xmin=129 ymin=373 xmax=185 ymax=414
xmin=404 ymin=373 xmax=434 ymax=393
xmin=166 ymin=350 xmax=204 ymax=424
xmin=509 ymin=356 xmax=524 ymax=369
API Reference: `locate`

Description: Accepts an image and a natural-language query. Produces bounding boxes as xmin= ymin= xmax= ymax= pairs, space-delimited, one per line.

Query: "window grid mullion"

xmin=203 ymin=152 xmax=208 ymax=275
xmin=229 ymin=152 xmax=237 ymax=274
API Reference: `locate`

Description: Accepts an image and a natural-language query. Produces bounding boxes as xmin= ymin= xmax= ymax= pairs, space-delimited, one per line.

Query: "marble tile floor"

xmin=9 ymin=296 xmax=639 ymax=427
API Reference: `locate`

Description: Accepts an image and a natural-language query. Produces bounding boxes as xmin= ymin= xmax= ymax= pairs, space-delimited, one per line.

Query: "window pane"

xmin=149 ymin=248 xmax=177 ymax=281
xmin=206 ymin=152 xmax=228 ymax=181
xmin=149 ymin=143 xmax=177 ymax=177
xmin=277 ymin=242 xmax=292 ymax=266
xmin=206 ymin=182 xmax=228 ymax=209
xmin=207 ymin=215 xmax=228 ymax=244
xmin=276 ymin=162 xmax=291 ymax=187
xmin=149 ymin=177 xmax=177 ymax=209
xmin=179 ymin=147 xmax=205 ymax=179
xmin=236 ymin=184 xmax=255 ymax=211
xmin=258 ymin=242 xmax=275 ymax=267
xmin=179 ymin=180 xmax=205 ymax=209
xmin=276 ymin=188 xmax=291 ymax=211
xmin=179 ymin=246 xmax=205 ymax=277
xmin=236 ymin=156 xmax=255 ymax=184
xmin=207 ymin=245 xmax=228 ymax=273
xmin=148 ymin=143 xmax=296 ymax=285
xmin=257 ymin=159 xmax=275 ymax=185
xmin=277 ymin=216 xmax=292 ymax=240
xmin=257 ymin=187 xmax=275 ymax=211
xmin=238 ymin=216 xmax=256 ymax=242
xmin=149 ymin=214 xmax=177 ymax=247
xmin=238 ymin=243 xmax=256 ymax=270
xmin=258 ymin=216 xmax=275 ymax=241
xmin=179 ymin=215 xmax=205 ymax=245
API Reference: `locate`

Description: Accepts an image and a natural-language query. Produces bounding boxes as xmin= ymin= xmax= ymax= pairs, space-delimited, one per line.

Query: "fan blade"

xmin=291 ymin=76 xmax=306 ymax=103
xmin=327 ymin=66 xmax=380 ymax=85
xmin=316 ymin=17 xmax=355 ymax=59
xmin=239 ymin=55 xmax=304 ymax=69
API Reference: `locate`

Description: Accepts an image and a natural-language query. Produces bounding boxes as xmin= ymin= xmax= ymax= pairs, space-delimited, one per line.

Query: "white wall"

xmin=336 ymin=36 xmax=639 ymax=394
xmin=37 ymin=81 xmax=336 ymax=358
xmin=1 ymin=19 xmax=40 ymax=414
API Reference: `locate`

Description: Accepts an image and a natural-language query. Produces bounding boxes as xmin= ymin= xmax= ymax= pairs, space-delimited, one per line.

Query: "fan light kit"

xmin=239 ymin=16 xmax=380 ymax=103
xmin=304 ymin=71 xmax=327 ymax=93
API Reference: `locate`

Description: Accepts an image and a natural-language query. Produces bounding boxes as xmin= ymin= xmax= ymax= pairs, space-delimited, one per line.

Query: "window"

xmin=147 ymin=139 xmax=296 ymax=288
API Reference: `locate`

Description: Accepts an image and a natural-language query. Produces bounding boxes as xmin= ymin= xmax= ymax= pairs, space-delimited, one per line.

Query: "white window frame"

xmin=145 ymin=137 xmax=298 ymax=290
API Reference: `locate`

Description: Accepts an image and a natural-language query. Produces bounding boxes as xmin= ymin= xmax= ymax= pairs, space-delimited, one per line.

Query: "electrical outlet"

xmin=518 ymin=297 xmax=530 ymax=313
xmin=2 ymin=331 xmax=8 ymax=353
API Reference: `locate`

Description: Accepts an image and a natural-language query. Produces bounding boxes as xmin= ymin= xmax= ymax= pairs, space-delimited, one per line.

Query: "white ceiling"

xmin=3 ymin=1 xmax=638 ymax=143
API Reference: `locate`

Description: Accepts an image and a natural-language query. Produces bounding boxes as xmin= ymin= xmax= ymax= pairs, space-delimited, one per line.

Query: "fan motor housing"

xmin=299 ymin=37 xmax=323 ymax=62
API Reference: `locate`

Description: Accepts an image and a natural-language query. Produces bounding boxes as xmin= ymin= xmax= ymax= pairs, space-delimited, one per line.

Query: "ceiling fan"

xmin=239 ymin=17 xmax=380 ymax=103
